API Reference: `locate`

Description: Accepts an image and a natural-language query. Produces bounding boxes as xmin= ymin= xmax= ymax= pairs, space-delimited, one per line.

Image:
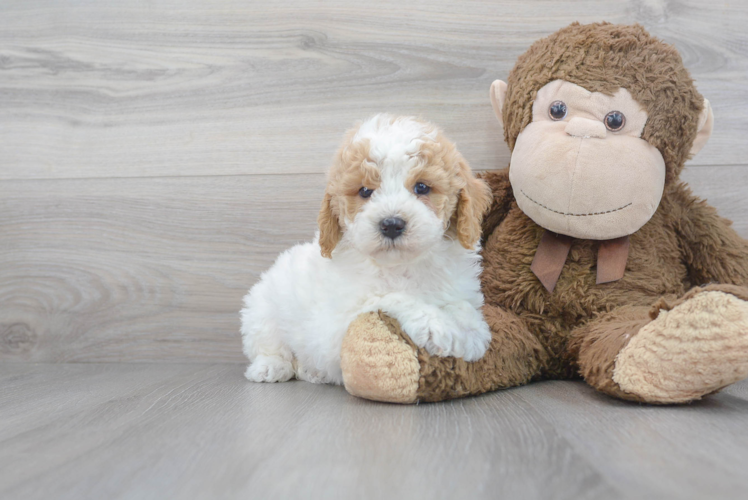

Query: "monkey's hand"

xmin=671 ymin=183 xmax=748 ymax=287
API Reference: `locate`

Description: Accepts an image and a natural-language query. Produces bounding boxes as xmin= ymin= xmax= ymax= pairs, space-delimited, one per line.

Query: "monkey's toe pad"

xmin=341 ymin=311 xmax=420 ymax=404
xmin=614 ymin=291 xmax=748 ymax=403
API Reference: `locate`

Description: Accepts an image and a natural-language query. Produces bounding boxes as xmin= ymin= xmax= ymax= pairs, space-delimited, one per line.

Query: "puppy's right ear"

xmin=318 ymin=192 xmax=342 ymax=258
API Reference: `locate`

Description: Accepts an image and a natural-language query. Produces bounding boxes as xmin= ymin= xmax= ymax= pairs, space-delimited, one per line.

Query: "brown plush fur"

xmin=340 ymin=23 xmax=748 ymax=404
xmin=407 ymin=171 xmax=748 ymax=402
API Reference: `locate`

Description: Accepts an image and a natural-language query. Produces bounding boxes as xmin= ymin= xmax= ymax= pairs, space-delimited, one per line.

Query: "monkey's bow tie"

xmin=530 ymin=231 xmax=630 ymax=293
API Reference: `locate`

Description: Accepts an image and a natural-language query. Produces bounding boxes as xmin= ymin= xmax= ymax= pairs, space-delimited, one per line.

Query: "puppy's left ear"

xmin=318 ymin=192 xmax=342 ymax=258
xmin=455 ymin=160 xmax=493 ymax=249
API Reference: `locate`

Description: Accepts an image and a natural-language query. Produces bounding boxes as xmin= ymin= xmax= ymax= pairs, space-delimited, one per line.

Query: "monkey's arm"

xmin=670 ymin=182 xmax=748 ymax=286
xmin=478 ymin=167 xmax=514 ymax=244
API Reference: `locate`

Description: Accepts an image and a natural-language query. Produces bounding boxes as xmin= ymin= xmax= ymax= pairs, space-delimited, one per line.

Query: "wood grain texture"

xmin=0 ymin=174 xmax=324 ymax=363
xmin=1 ymin=0 xmax=747 ymax=180
xmin=2 ymin=363 xmax=748 ymax=500
xmin=1 ymin=168 xmax=746 ymax=363
xmin=520 ymin=380 xmax=748 ymax=500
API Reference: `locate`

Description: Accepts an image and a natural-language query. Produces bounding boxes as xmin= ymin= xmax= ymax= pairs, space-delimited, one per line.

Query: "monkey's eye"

xmin=359 ymin=187 xmax=374 ymax=198
xmin=549 ymin=101 xmax=568 ymax=120
xmin=414 ymin=182 xmax=430 ymax=195
xmin=605 ymin=111 xmax=626 ymax=131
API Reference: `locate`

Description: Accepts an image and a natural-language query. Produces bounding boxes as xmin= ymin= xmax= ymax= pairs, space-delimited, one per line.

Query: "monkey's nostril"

xmin=380 ymin=217 xmax=406 ymax=240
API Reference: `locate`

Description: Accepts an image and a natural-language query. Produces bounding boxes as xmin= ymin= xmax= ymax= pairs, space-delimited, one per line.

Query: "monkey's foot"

xmin=342 ymin=307 xmax=545 ymax=403
xmin=341 ymin=311 xmax=420 ymax=404
xmin=613 ymin=291 xmax=748 ymax=403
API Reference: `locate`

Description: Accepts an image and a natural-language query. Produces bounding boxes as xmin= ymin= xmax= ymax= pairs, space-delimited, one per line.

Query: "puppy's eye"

xmin=414 ymin=182 xmax=430 ymax=195
xmin=549 ymin=101 xmax=567 ymax=121
xmin=604 ymin=111 xmax=626 ymax=131
xmin=358 ymin=187 xmax=374 ymax=198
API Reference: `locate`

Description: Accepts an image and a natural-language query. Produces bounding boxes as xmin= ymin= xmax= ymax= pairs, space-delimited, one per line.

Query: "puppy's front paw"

xmin=378 ymin=299 xmax=489 ymax=360
xmin=459 ymin=320 xmax=491 ymax=362
xmin=423 ymin=320 xmax=455 ymax=358
xmin=426 ymin=321 xmax=490 ymax=361
xmin=245 ymin=355 xmax=295 ymax=383
xmin=444 ymin=303 xmax=492 ymax=362
xmin=395 ymin=306 xmax=459 ymax=358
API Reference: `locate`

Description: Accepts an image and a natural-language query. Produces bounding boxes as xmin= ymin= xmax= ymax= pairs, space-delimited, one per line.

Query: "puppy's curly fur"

xmin=241 ymin=114 xmax=492 ymax=385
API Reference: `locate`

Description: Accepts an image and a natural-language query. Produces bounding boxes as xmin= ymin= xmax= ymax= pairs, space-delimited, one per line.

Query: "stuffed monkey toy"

xmin=339 ymin=22 xmax=748 ymax=404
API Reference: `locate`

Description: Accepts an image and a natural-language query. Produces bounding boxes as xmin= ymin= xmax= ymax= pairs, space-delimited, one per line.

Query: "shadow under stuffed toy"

xmin=339 ymin=22 xmax=748 ymax=404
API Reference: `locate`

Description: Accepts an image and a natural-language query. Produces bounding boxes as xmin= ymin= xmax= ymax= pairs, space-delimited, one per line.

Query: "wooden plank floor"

xmin=2 ymin=363 xmax=748 ymax=500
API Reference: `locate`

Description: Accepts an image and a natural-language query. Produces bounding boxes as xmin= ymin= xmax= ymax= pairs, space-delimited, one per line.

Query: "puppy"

xmin=241 ymin=114 xmax=493 ymax=385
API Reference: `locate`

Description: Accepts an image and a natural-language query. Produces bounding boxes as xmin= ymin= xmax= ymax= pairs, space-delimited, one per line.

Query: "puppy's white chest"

xmin=374 ymin=270 xmax=444 ymax=307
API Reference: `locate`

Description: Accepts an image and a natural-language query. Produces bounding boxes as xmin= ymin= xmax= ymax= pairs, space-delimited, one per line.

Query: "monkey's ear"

xmin=490 ymin=80 xmax=508 ymax=128
xmin=318 ymin=192 xmax=342 ymax=258
xmin=455 ymin=161 xmax=493 ymax=249
xmin=690 ymin=98 xmax=714 ymax=156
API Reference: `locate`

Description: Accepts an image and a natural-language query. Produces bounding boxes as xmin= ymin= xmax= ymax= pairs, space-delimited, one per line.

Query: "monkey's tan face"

xmin=509 ymin=80 xmax=666 ymax=240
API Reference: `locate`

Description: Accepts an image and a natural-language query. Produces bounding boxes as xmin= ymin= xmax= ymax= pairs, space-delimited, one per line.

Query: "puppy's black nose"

xmin=380 ymin=217 xmax=406 ymax=239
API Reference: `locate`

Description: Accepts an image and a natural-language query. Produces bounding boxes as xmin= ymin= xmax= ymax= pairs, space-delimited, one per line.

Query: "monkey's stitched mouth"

xmin=520 ymin=189 xmax=632 ymax=217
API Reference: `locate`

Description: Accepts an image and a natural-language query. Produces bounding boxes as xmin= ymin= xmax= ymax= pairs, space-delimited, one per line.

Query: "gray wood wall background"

xmin=2 ymin=0 xmax=747 ymax=364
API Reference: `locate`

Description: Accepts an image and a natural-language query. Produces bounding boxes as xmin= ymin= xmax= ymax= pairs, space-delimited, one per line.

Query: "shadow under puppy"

xmin=241 ymin=114 xmax=493 ymax=385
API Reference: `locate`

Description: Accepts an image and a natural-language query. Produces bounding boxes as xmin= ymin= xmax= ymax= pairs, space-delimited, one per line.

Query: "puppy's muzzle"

xmin=380 ymin=217 xmax=406 ymax=240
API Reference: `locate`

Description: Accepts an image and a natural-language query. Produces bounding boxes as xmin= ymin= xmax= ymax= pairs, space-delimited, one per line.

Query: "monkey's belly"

xmin=480 ymin=208 xmax=689 ymax=376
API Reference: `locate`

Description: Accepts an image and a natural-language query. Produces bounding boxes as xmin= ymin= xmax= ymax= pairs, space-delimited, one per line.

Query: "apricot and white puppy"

xmin=241 ymin=114 xmax=493 ymax=385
